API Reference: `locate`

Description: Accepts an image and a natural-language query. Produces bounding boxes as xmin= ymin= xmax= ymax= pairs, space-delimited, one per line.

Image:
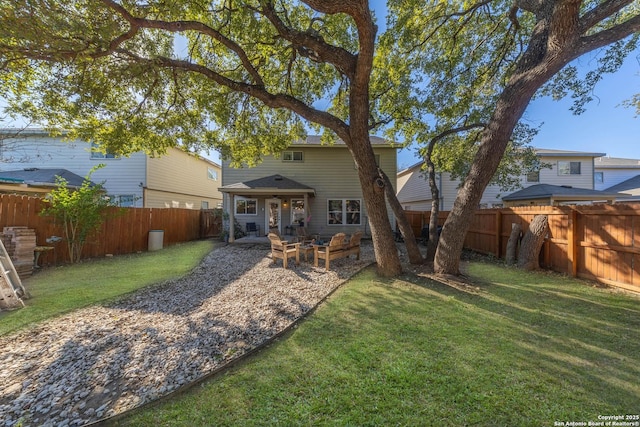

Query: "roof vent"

xmin=23 ymin=168 xmax=38 ymax=171
xmin=560 ymin=185 xmax=573 ymax=188
xmin=274 ymin=175 xmax=283 ymax=181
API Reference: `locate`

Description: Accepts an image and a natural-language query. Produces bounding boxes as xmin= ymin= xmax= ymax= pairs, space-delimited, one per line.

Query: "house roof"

xmin=594 ymin=156 xmax=640 ymax=169
xmin=0 ymin=168 xmax=90 ymax=188
xmin=604 ymin=175 xmax=640 ymax=199
xmin=291 ymin=135 xmax=394 ymax=147
xmin=534 ymin=148 xmax=606 ymax=158
xmin=219 ymin=174 xmax=315 ymax=196
xmin=502 ymin=184 xmax=625 ymax=202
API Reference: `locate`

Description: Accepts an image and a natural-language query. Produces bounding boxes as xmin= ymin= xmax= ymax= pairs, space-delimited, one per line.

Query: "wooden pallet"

xmin=0 ymin=238 xmax=28 ymax=310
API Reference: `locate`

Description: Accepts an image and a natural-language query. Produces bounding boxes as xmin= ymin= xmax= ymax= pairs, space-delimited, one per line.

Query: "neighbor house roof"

xmin=291 ymin=135 xmax=395 ymax=147
xmin=219 ymin=174 xmax=315 ymax=196
xmin=594 ymin=156 xmax=640 ymax=169
xmin=502 ymin=184 xmax=625 ymax=203
xmin=604 ymin=175 xmax=640 ymax=199
xmin=0 ymin=168 xmax=90 ymax=188
xmin=534 ymin=148 xmax=606 ymax=158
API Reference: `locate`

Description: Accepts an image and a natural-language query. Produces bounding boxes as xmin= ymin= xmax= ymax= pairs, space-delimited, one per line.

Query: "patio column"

xmin=228 ymin=193 xmax=235 ymax=243
xmin=304 ymin=193 xmax=309 ymax=226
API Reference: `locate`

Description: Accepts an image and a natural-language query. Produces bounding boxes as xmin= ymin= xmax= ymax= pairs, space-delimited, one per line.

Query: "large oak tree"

xmin=0 ymin=0 xmax=409 ymax=276
xmin=383 ymin=0 xmax=640 ymax=274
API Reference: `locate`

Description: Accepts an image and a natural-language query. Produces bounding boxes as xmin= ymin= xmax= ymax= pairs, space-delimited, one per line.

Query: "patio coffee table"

xmin=300 ymin=245 xmax=315 ymax=262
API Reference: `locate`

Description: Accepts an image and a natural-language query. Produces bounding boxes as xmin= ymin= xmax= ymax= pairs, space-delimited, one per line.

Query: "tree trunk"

xmin=380 ymin=170 xmax=424 ymax=264
xmin=505 ymin=222 xmax=522 ymax=265
xmin=425 ymin=149 xmax=440 ymax=262
xmin=517 ymin=215 xmax=548 ymax=270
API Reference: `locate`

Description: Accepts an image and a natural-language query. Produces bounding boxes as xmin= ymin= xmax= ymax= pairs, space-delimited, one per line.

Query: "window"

xmin=201 ymin=201 xmax=209 ymax=209
xmin=558 ymin=161 xmax=581 ymax=175
xmin=207 ymin=168 xmax=218 ymax=181
xmin=595 ymin=171 xmax=604 ymax=184
xmin=235 ymin=198 xmax=257 ymax=215
xmin=282 ymin=151 xmax=303 ymax=162
xmin=291 ymin=199 xmax=306 ymax=224
xmin=327 ymin=199 xmax=361 ymax=225
xmin=90 ymin=142 xmax=117 ymax=159
xmin=108 ymin=195 xmax=135 ymax=207
xmin=526 ymin=171 xmax=540 ymax=183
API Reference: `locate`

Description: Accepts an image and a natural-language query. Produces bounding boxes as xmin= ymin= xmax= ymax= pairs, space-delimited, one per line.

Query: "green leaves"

xmin=40 ymin=165 xmax=114 ymax=263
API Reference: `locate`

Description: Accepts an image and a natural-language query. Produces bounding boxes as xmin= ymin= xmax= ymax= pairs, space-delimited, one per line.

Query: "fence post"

xmin=567 ymin=207 xmax=578 ymax=277
xmin=495 ymin=210 xmax=502 ymax=258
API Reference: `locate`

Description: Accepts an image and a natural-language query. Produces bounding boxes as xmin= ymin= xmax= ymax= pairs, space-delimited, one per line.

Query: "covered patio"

xmin=220 ymin=174 xmax=316 ymax=242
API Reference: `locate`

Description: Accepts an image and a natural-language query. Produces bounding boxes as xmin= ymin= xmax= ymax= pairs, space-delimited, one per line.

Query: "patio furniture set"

xmin=268 ymin=229 xmax=363 ymax=270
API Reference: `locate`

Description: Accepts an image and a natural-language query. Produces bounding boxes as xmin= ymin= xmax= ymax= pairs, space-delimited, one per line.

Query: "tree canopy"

xmin=1 ymin=1 xmax=639 ymax=276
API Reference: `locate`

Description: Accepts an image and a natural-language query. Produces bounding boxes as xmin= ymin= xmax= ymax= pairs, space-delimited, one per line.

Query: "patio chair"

xmin=344 ymin=230 xmax=363 ymax=260
xmin=313 ymin=232 xmax=346 ymax=270
xmin=246 ymin=222 xmax=260 ymax=237
xmin=268 ymin=232 xmax=300 ymax=268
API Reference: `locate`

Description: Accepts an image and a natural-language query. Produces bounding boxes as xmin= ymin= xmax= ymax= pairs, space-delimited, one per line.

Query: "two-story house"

xmin=397 ymin=148 xmax=624 ymax=209
xmin=219 ymin=136 xmax=398 ymax=241
xmin=0 ymin=128 xmax=222 ymax=209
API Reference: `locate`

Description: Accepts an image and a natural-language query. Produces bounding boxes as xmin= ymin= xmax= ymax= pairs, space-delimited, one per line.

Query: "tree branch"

xmin=101 ymin=0 xmax=265 ymax=85
xmin=578 ymin=13 xmax=640 ymax=56
xmin=260 ymin=1 xmax=357 ymax=79
xmin=580 ymin=0 xmax=636 ymax=33
xmin=139 ymin=53 xmax=350 ymax=136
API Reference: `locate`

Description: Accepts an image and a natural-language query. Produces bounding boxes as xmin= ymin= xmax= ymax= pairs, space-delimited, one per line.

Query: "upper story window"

xmin=558 ymin=161 xmax=581 ymax=175
xmin=526 ymin=171 xmax=540 ymax=183
xmin=90 ymin=142 xmax=117 ymax=159
xmin=282 ymin=151 xmax=303 ymax=162
xmin=595 ymin=171 xmax=604 ymax=184
xmin=207 ymin=168 xmax=218 ymax=181
xmin=235 ymin=198 xmax=257 ymax=215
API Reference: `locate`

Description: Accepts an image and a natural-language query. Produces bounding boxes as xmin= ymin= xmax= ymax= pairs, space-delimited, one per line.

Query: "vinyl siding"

xmin=146 ymin=147 xmax=222 ymax=209
xmin=594 ymin=168 xmax=640 ymax=191
xmin=396 ymin=165 xmax=437 ymax=209
xmin=0 ymin=133 xmax=146 ymax=206
xmin=223 ymin=145 xmax=397 ymax=237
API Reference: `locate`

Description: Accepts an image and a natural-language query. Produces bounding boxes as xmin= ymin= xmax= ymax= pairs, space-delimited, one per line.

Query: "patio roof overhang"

xmin=219 ymin=174 xmax=316 ymax=197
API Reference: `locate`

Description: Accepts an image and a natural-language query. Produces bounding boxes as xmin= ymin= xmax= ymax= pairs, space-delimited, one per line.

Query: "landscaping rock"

xmin=0 ymin=242 xmax=378 ymax=426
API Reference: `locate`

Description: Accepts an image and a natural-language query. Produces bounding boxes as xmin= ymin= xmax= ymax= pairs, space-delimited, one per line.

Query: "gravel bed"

xmin=0 ymin=242 xmax=376 ymax=427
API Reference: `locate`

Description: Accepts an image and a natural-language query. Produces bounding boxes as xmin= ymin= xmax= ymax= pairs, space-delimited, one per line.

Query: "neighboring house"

xmin=603 ymin=176 xmax=640 ymax=202
xmin=397 ymin=148 xmax=609 ymax=210
xmin=219 ymin=136 xmax=398 ymax=240
xmin=0 ymin=128 xmax=222 ymax=209
xmin=594 ymin=156 xmax=640 ymax=191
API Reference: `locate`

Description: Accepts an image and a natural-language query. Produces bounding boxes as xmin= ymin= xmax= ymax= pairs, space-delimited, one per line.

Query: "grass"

xmin=114 ymin=262 xmax=640 ymax=427
xmin=0 ymin=239 xmax=217 ymax=336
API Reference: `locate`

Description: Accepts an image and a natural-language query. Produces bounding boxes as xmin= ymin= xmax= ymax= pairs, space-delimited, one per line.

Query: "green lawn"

xmin=0 ymin=239 xmax=217 ymax=336
xmin=114 ymin=262 xmax=640 ymax=427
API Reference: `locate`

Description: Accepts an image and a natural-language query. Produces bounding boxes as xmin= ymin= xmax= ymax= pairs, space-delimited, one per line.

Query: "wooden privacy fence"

xmin=0 ymin=194 xmax=222 ymax=265
xmin=403 ymin=203 xmax=640 ymax=293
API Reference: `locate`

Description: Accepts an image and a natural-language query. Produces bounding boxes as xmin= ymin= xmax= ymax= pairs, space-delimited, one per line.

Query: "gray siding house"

xmin=396 ymin=148 xmax=611 ymax=210
xmin=220 ymin=136 xmax=398 ymax=241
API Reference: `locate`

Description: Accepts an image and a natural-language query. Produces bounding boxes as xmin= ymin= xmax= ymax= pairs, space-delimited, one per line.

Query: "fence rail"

xmin=403 ymin=203 xmax=640 ymax=293
xmin=0 ymin=194 xmax=222 ymax=265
